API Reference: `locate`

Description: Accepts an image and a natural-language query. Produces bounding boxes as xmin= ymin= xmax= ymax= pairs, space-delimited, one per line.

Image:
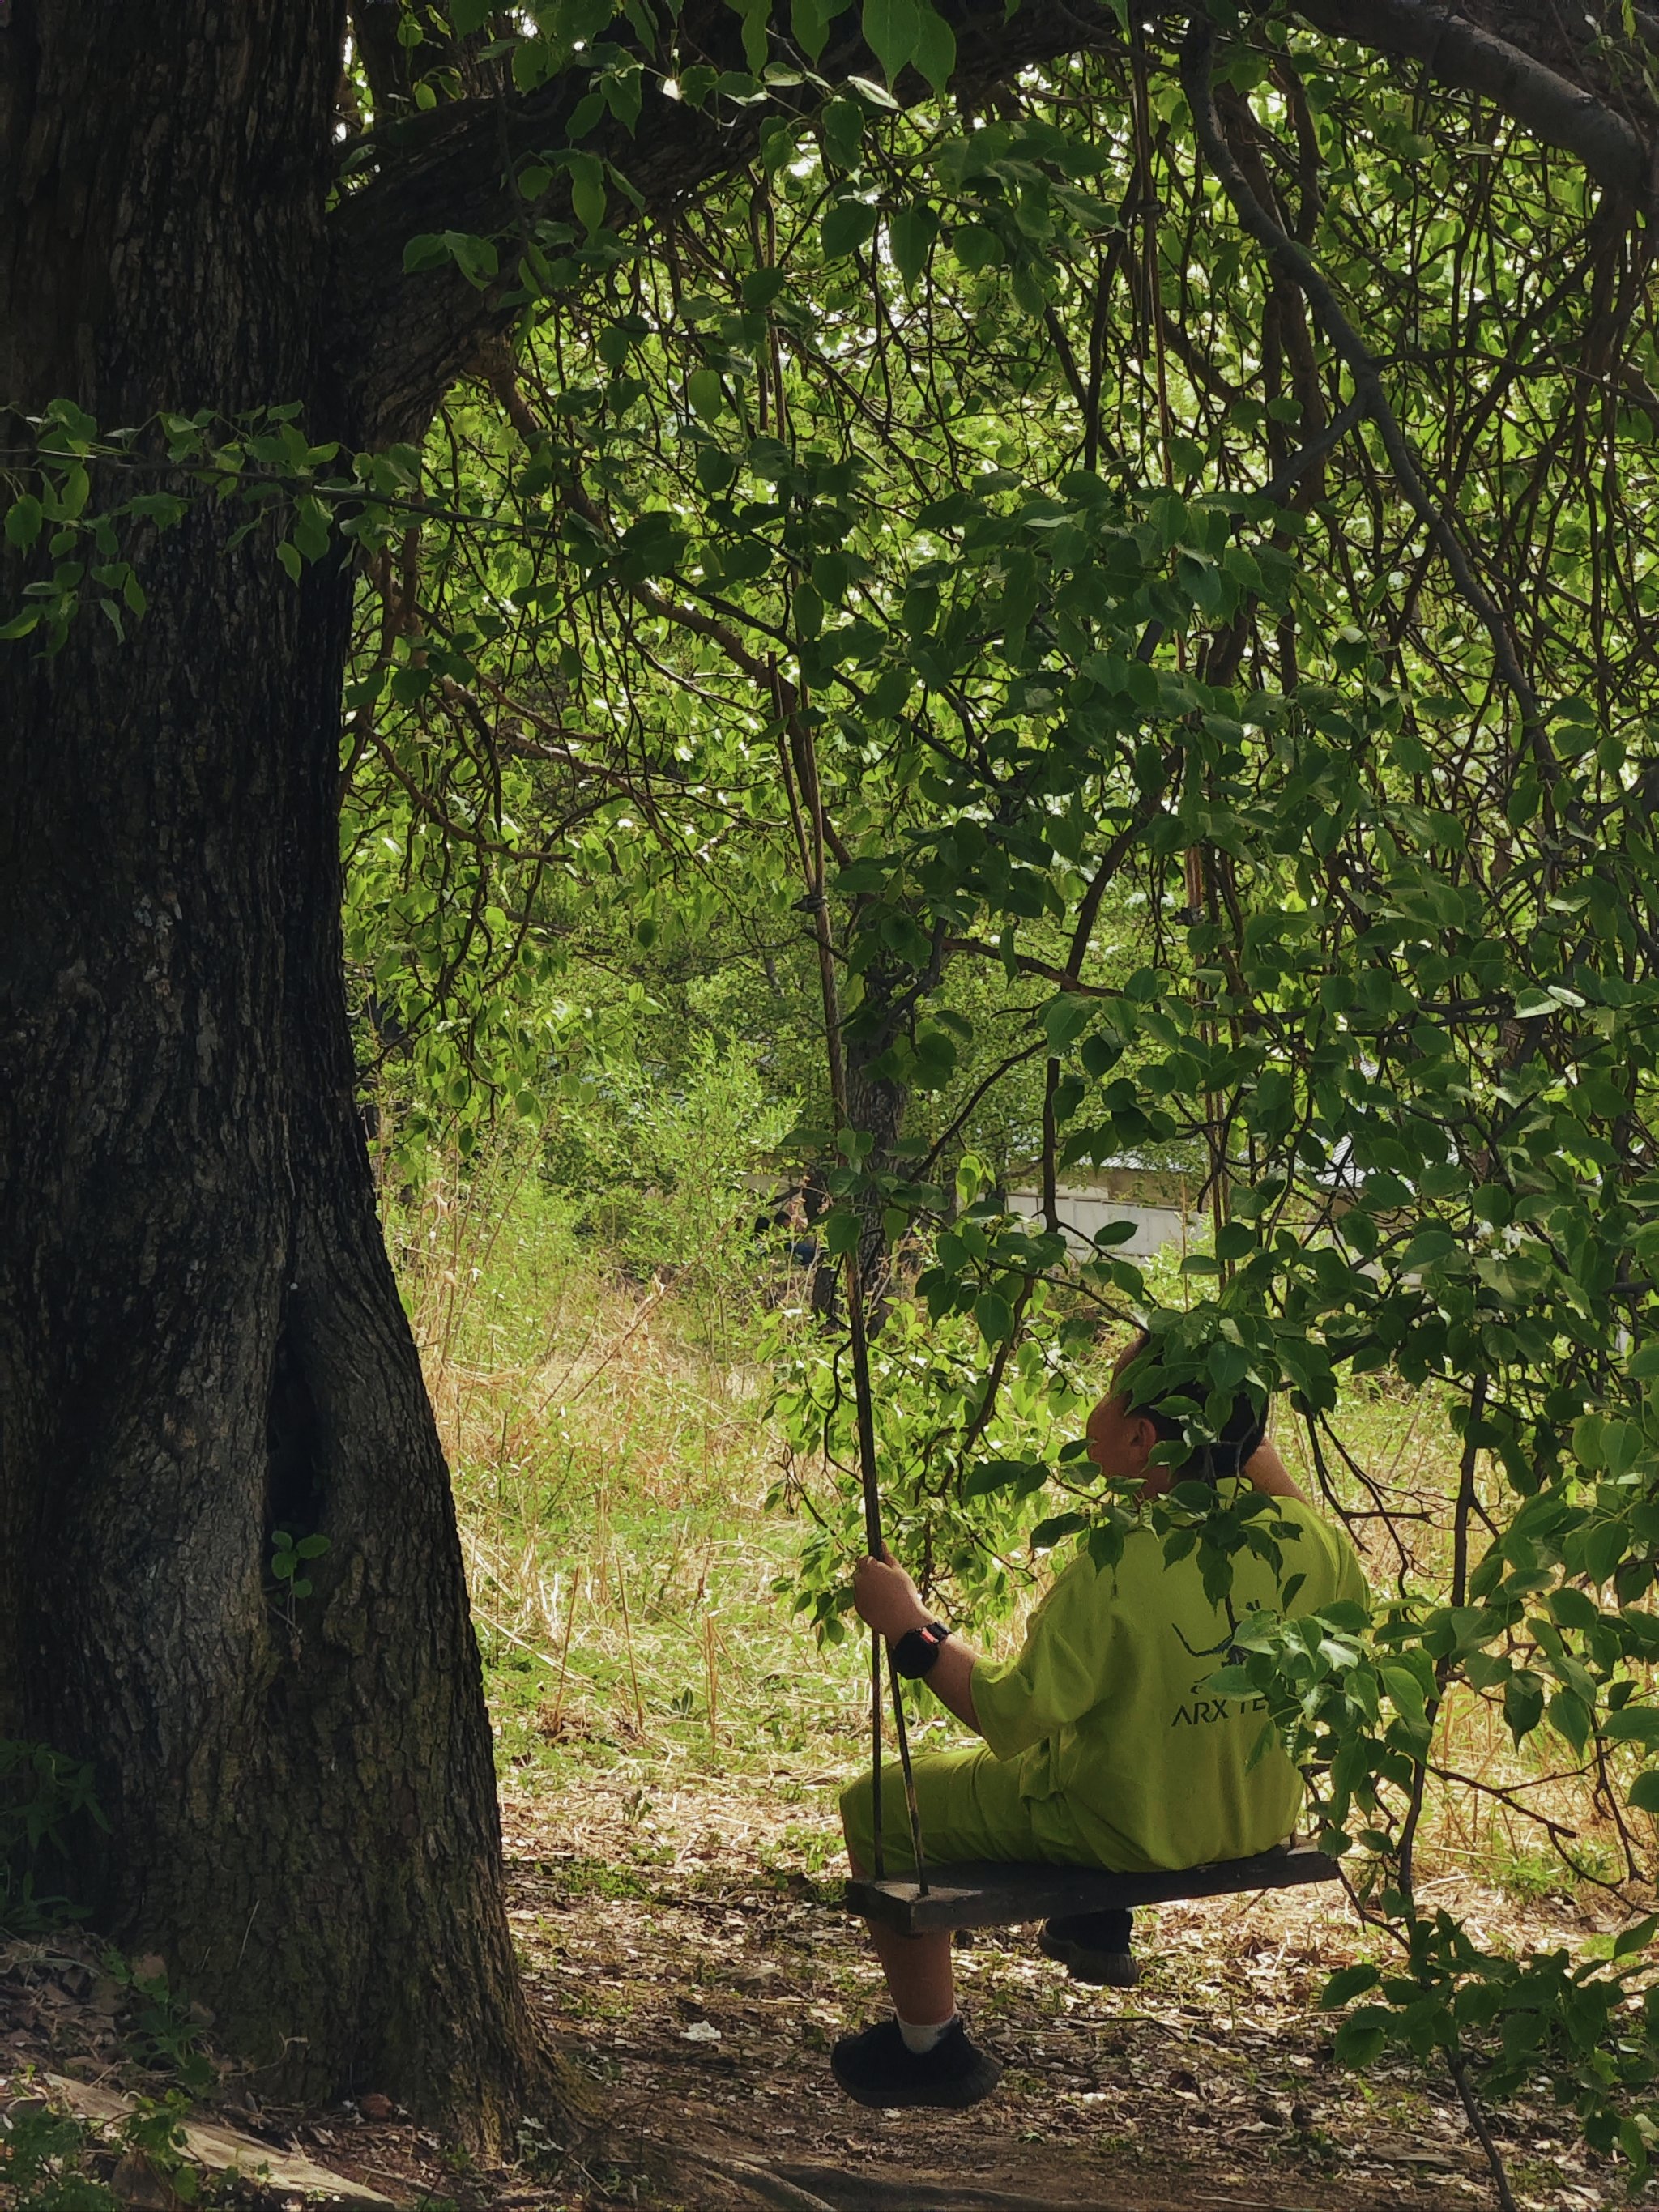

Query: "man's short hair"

xmin=1124 ymin=1328 xmax=1268 ymax=1482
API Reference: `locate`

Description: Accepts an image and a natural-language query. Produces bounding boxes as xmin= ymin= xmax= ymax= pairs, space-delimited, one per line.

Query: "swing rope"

xmin=772 ymin=663 xmax=928 ymax=1895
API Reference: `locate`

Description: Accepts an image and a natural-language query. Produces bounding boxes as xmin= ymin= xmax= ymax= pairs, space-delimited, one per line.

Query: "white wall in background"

xmin=1006 ymin=1187 xmax=1193 ymax=1259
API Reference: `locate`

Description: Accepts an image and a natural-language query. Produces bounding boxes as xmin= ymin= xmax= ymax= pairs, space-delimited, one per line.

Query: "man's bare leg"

xmin=848 ymin=1851 xmax=955 ymax=2026
xmin=832 ymin=1840 xmax=1001 ymax=2105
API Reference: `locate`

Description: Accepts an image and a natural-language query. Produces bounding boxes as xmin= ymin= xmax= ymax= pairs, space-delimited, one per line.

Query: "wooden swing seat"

xmin=844 ymin=1841 xmax=1340 ymax=1934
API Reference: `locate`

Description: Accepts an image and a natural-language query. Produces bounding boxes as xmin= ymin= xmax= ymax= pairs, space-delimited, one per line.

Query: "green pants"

xmin=839 ymin=1745 xmax=1106 ymax=1876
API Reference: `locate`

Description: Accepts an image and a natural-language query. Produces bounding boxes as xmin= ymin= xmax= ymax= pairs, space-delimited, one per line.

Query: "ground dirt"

xmin=490 ymin=1768 xmax=1627 ymax=2212
xmin=0 ymin=1762 xmax=1640 ymax=2212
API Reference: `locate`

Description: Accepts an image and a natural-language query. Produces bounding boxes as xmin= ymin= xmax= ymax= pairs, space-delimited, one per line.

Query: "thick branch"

xmin=329 ymin=1 xmax=1659 ymax=447
xmin=328 ymin=1 xmax=1128 ymax=443
xmin=1294 ymin=0 xmax=1654 ymax=202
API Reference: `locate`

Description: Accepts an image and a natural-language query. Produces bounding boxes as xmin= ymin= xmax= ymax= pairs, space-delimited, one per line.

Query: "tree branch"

xmin=327 ymin=2 xmax=1659 ymax=447
xmin=327 ymin=1 xmax=1131 ymax=444
xmin=1181 ymin=16 xmax=1547 ymax=748
xmin=1294 ymin=0 xmax=1654 ymax=204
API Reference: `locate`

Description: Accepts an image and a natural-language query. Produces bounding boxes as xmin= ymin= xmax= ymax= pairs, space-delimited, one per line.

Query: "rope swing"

xmin=773 ymin=674 xmax=928 ymax=1894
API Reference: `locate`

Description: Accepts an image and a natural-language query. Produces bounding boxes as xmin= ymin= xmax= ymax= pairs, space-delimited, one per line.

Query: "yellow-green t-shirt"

xmin=970 ymin=1492 xmax=1367 ymax=1873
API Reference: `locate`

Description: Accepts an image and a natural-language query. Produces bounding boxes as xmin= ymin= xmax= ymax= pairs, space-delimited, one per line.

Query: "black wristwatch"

xmin=892 ymin=1618 xmax=951 ymax=1678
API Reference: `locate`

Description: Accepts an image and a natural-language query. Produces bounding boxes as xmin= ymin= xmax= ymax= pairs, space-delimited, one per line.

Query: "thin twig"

xmin=1448 ymin=2050 xmax=1520 ymax=2212
xmin=549 ymin=1572 xmax=580 ymax=1733
xmin=617 ymin=1562 xmax=646 ymax=1735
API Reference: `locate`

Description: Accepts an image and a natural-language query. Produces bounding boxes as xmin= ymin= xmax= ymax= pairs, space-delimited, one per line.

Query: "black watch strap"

xmin=892 ymin=1619 xmax=951 ymax=1678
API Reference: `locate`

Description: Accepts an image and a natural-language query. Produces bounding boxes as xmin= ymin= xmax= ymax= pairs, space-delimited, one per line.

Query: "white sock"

xmin=897 ymin=2013 xmax=956 ymax=2056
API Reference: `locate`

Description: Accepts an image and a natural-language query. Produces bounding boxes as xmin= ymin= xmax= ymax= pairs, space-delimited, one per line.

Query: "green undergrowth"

xmin=0 ymin=2090 xmax=213 ymax=2212
xmin=0 ymin=2103 xmax=116 ymax=2212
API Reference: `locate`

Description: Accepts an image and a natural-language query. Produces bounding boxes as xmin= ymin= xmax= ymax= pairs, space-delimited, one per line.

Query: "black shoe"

xmin=830 ymin=2017 xmax=1003 ymax=2109
xmin=1038 ymin=1910 xmax=1139 ymax=1988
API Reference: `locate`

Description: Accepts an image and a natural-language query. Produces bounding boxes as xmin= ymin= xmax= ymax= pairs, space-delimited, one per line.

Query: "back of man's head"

xmin=1120 ymin=1328 xmax=1268 ymax=1483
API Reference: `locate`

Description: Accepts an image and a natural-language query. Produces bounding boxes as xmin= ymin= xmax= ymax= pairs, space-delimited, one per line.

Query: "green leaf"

xmin=1503 ymin=1671 xmax=1544 ymax=1743
xmin=567 ymin=152 xmax=606 ymax=235
xmin=1398 ymin=1227 xmax=1456 ymax=1272
xmin=1548 ymin=1687 xmax=1592 ymax=1755
xmin=822 ymin=1208 xmax=859 ymax=1258
xmin=861 ymin=0 xmax=918 ymax=82
xmin=1029 ymin=1511 xmax=1087 ymax=1550
xmin=1320 ymin=1963 xmax=1381 ymax=2009
xmin=812 ymin=549 xmax=855 ymax=603
xmin=1042 ymin=994 xmax=1092 ymax=1051
xmin=726 ymin=0 xmax=770 ymax=74
xmin=402 ymin=232 xmax=446 ymax=274
xmin=1546 ymin=1585 xmax=1601 ymax=1632
xmin=687 ymin=368 xmax=725 ymax=419
xmin=425 ymin=230 xmax=499 ymax=288
xmin=821 ymin=96 xmax=865 ymax=168
xmin=964 ymin=1456 xmax=1032 ymax=1498
xmin=889 ymin=202 xmax=939 ymax=290
xmin=911 ymin=2 xmax=955 ymax=93
xmin=510 ymin=34 xmax=548 ymax=87
xmin=694 ymin=443 xmax=738 ymax=494
xmin=821 ymin=198 xmax=879 ymax=258
xmin=450 ymin=0 xmax=493 ymax=29
xmin=845 ymin=71 xmax=900 ymax=108
xmin=292 ymin=497 xmax=331 ymax=561
xmin=953 ymin=224 xmax=1002 ymax=272
xmin=1380 ymin=1664 xmax=1426 ymax=1722
xmin=1628 ymin=1768 xmax=1659 ymax=1815
xmin=5 ymin=495 xmax=43 ymax=550
xmin=793 ymin=578 xmax=823 ymax=637
xmin=1333 ymin=2005 xmax=1392 ymax=2066
xmin=974 ymin=1290 xmax=1013 ymax=1345
xmin=790 ymin=0 xmax=850 ymax=59
xmin=1205 ymin=1664 xmax=1256 ymax=1698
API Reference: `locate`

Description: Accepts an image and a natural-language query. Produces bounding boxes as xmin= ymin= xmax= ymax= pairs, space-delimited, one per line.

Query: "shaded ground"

xmin=401 ymin=1222 xmax=1650 ymax=2206
xmin=496 ymin=1767 xmax=1623 ymax=2211
xmin=0 ymin=1760 xmax=1636 ymax=2211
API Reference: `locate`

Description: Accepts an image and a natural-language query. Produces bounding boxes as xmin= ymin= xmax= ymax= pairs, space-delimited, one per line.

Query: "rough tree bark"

xmin=0 ymin=0 xmax=544 ymax=2140
xmin=0 ymin=0 xmax=1652 ymax=2146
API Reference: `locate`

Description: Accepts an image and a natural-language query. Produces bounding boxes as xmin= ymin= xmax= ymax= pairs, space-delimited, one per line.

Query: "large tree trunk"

xmin=0 ymin=2 xmax=546 ymax=2140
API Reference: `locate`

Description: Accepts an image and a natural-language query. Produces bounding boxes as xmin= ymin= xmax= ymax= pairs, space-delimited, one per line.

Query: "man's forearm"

xmin=850 ymin=1549 xmax=984 ymax=1733
xmin=922 ymin=1636 xmax=981 ymax=1734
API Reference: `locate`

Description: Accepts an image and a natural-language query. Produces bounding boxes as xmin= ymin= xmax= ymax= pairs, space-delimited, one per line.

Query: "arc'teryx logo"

xmin=1169 ymin=1622 xmax=1262 ymax=1726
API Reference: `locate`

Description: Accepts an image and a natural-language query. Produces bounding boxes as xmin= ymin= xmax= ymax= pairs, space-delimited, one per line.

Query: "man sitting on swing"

xmin=830 ymin=1328 xmax=1367 ymax=2110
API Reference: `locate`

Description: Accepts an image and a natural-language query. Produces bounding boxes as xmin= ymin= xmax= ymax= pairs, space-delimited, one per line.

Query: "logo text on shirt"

xmin=1169 ymin=1696 xmax=1270 ymax=1727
